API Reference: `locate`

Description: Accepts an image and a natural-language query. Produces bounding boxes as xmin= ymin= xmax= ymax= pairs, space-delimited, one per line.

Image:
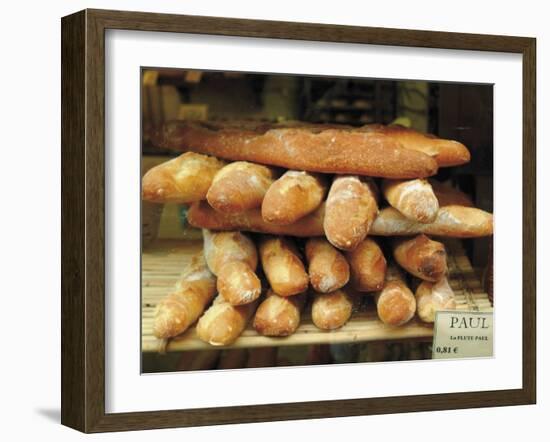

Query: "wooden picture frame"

xmin=61 ymin=8 xmax=536 ymax=433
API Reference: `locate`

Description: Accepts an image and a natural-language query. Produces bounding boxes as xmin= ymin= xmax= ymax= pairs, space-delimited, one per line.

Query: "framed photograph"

xmin=61 ymin=9 xmax=536 ymax=433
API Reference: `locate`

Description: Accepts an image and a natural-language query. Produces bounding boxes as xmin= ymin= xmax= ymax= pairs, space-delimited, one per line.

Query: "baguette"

xmin=188 ymin=200 xmax=326 ymax=237
xmin=142 ymin=152 xmax=226 ymax=203
xmin=361 ymin=124 xmax=471 ymax=167
xmin=206 ymin=161 xmax=278 ymax=213
xmin=371 ymin=206 xmax=493 ymax=237
xmin=311 ymin=289 xmax=354 ymax=330
xmin=415 ymin=277 xmax=457 ymax=323
xmin=259 ymin=236 xmax=309 ymax=297
xmin=375 ymin=266 xmax=416 ymax=326
xmin=381 ymin=178 xmax=439 ymax=223
xmin=202 ymin=230 xmax=261 ymax=305
xmin=196 ymin=295 xmax=260 ymax=346
xmin=253 ymin=290 xmax=306 ymax=337
xmin=153 ymin=120 xmax=439 ymax=178
xmin=345 ymin=238 xmax=387 ymax=292
xmin=393 ymin=234 xmax=447 ymax=281
xmin=262 ymin=171 xmax=327 ymax=224
xmin=324 ymin=176 xmax=378 ymax=251
xmin=152 ymin=253 xmax=216 ymax=339
xmin=305 ymin=238 xmax=350 ymax=293
xmin=189 ymin=202 xmax=493 ymax=238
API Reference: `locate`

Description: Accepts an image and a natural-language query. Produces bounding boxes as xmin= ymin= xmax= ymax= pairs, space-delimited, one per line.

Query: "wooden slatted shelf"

xmin=142 ymin=239 xmax=492 ymax=353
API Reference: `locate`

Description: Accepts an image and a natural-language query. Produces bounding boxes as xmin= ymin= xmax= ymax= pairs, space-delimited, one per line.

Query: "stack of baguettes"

xmin=144 ymin=120 xmax=493 ymax=346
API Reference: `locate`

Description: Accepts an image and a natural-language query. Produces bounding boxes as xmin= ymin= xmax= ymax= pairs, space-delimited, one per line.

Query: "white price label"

xmin=432 ymin=311 xmax=493 ymax=359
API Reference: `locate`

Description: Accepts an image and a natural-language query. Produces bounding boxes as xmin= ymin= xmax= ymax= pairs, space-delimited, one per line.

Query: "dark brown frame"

xmin=61 ymin=8 xmax=536 ymax=433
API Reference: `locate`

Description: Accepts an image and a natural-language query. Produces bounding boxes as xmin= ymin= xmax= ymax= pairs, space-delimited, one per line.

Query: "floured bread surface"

xmin=415 ymin=277 xmax=456 ymax=322
xmin=382 ymin=178 xmax=439 ymax=223
xmin=324 ymin=176 xmax=379 ymax=251
xmin=142 ymin=152 xmax=225 ymax=203
xmin=207 ymin=161 xmax=277 ymax=213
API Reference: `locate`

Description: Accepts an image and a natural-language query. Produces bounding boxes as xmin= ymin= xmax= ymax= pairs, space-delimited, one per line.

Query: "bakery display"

xmin=144 ymin=118 xmax=493 ymax=352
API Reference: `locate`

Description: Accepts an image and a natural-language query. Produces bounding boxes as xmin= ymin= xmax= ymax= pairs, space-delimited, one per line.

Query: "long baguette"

xmin=262 ymin=171 xmax=327 ymax=225
xmin=188 ymin=201 xmax=326 ymax=237
xmin=142 ymin=152 xmax=226 ymax=203
xmin=360 ymin=124 xmax=471 ymax=167
xmin=206 ymin=161 xmax=278 ymax=213
xmin=153 ymin=121 xmax=439 ymax=178
xmin=152 ymin=253 xmax=216 ymax=339
xmin=188 ymin=201 xmax=493 ymax=238
xmin=393 ymin=234 xmax=447 ymax=281
xmin=370 ymin=206 xmax=493 ymax=237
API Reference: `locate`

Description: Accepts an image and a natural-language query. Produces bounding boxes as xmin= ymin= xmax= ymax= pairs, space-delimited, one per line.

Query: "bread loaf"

xmin=346 ymin=238 xmax=387 ymax=292
xmin=305 ymin=238 xmax=350 ymax=293
xmin=152 ymin=253 xmax=216 ymax=339
xmin=189 ymin=202 xmax=493 ymax=238
xmin=370 ymin=206 xmax=493 ymax=237
xmin=253 ymin=290 xmax=306 ymax=336
xmin=393 ymin=234 xmax=447 ymax=281
xmin=202 ymin=230 xmax=261 ymax=305
xmin=153 ymin=120 xmax=439 ymax=178
xmin=381 ymin=178 xmax=439 ymax=223
xmin=259 ymin=236 xmax=309 ymax=297
xmin=415 ymin=277 xmax=456 ymax=323
xmin=206 ymin=161 xmax=278 ymax=213
xmin=375 ymin=266 xmax=416 ymax=326
xmin=188 ymin=201 xmax=325 ymax=237
xmin=262 ymin=171 xmax=327 ymax=224
xmin=311 ymin=289 xmax=353 ymax=330
xmin=142 ymin=152 xmax=226 ymax=203
xmin=324 ymin=176 xmax=378 ymax=251
xmin=196 ymin=295 xmax=260 ymax=346
xmin=360 ymin=124 xmax=471 ymax=167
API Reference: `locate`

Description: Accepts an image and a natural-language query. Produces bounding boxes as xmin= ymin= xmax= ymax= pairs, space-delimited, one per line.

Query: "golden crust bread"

xmin=188 ymin=201 xmax=493 ymax=238
xmin=360 ymin=124 xmax=471 ymax=167
xmin=153 ymin=121 xmax=439 ymax=179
